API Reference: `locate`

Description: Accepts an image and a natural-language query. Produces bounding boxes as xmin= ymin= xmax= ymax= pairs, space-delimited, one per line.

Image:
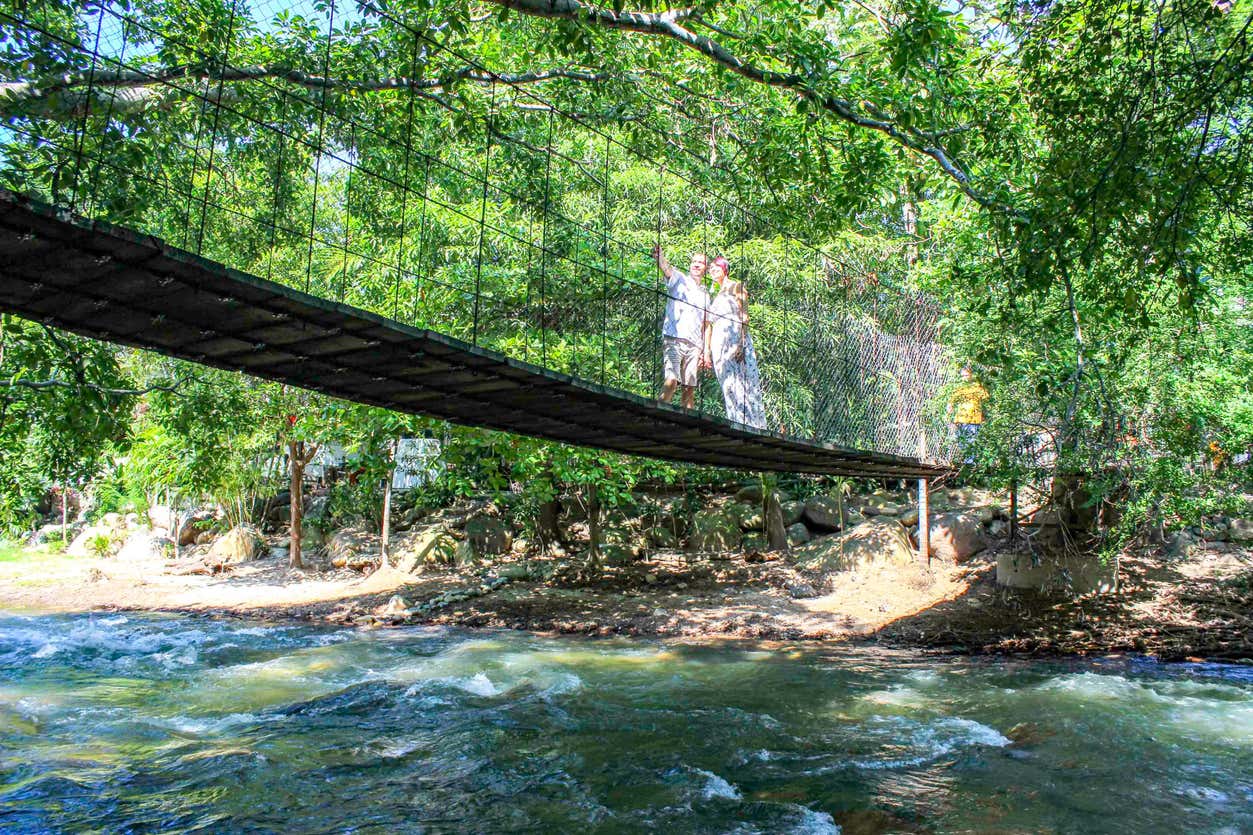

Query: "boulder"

xmin=117 ymin=531 xmax=173 ymax=562
xmin=1165 ymin=530 xmax=1200 ymax=559
xmin=378 ymin=595 xmax=411 ymax=618
xmin=454 ymin=539 xmax=478 ymax=568
xmin=465 ymin=516 xmax=513 ymax=556
xmin=860 ymin=495 xmax=905 ymax=517
xmin=781 ymin=500 xmax=806 ymax=526
xmin=742 ymin=532 xmax=768 ymax=552
xmin=786 ymin=522 xmax=811 ymax=546
xmin=1196 ymin=519 xmax=1228 ymax=542
xmin=688 ymin=509 xmax=741 ymax=552
xmin=1229 ymin=518 xmax=1253 ymax=543
xmin=997 ymin=550 xmax=1118 ymax=594
xmin=793 ymin=520 xmax=915 ymax=574
xmin=327 ymin=526 xmax=380 ymax=570
xmin=147 ymin=507 xmax=217 ymax=546
xmin=928 ymin=512 xmax=989 ymax=563
xmin=179 ymin=511 xmax=216 ymax=546
xmin=734 ymin=484 xmax=765 ymax=504
xmin=66 ymin=524 xmax=118 ymax=558
xmin=601 ymin=543 xmax=638 ymax=567
xmin=803 ymin=495 xmax=862 ymax=532
xmin=392 ymin=525 xmax=458 ymax=572
xmin=29 ymin=522 xmax=79 ymax=547
xmin=646 ymin=504 xmax=688 ymax=539
xmin=898 ymin=507 xmax=919 ymax=528
xmin=647 ymin=527 xmax=680 ymax=549
xmin=207 ymin=526 xmax=264 ymax=565
xmin=946 ymin=488 xmax=983 ymax=507
xmin=725 ymin=502 xmax=764 ymax=531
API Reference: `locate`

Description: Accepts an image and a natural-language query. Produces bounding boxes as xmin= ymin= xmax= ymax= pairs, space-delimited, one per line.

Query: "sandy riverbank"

xmin=3 ymin=536 xmax=1249 ymax=661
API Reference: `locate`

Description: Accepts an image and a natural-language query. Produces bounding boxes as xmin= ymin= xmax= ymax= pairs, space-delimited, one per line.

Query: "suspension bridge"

xmin=0 ymin=0 xmax=956 ymax=480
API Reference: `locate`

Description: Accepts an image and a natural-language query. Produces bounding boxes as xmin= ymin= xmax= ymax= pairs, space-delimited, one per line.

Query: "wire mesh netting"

xmin=0 ymin=0 xmax=958 ymax=467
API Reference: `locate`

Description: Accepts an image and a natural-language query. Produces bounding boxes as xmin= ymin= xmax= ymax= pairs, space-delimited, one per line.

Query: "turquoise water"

xmin=0 ymin=612 xmax=1250 ymax=833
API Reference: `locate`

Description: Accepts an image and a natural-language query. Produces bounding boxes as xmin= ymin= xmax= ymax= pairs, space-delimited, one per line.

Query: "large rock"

xmin=1227 ymin=518 xmax=1253 ymax=543
xmin=860 ymin=495 xmax=906 ymax=517
xmin=725 ymin=502 xmax=764 ymax=531
xmin=786 ymin=522 xmax=811 ymax=546
xmin=647 ymin=527 xmax=680 ymax=549
xmin=1165 ymin=530 xmax=1200 ymax=559
xmin=465 ymin=516 xmax=513 ymax=556
xmin=601 ymin=543 xmax=639 ymax=567
xmin=148 ymin=506 xmax=216 ymax=546
xmin=66 ymin=524 xmax=118 ymax=558
xmin=734 ymin=484 xmax=765 ymax=504
xmin=997 ymin=550 xmax=1118 ymax=594
xmin=742 ymin=532 xmax=768 ymax=552
xmin=29 ymin=522 xmax=79 ymax=547
xmin=781 ymin=500 xmax=806 ymax=526
xmin=793 ymin=520 xmax=915 ymax=574
xmin=327 ymin=526 xmax=380 ymax=570
xmin=688 ymin=509 xmax=741 ymax=552
xmin=207 ymin=526 xmax=264 ymax=565
xmin=392 ymin=525 xmax=458 ymax=572
xmin=117 ymin=531 xmax=174 ymax=562
xmin=803 ymin=495 xmax=862 ymax=532
xmin=646 ymin=503 xmax=688 ymax=539
xmin=928 ymin=512 xmax=989 ymax=563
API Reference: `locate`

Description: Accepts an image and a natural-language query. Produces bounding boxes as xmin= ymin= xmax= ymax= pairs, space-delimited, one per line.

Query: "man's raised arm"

xmin=651 ymin=245 xmax=677 ymax=281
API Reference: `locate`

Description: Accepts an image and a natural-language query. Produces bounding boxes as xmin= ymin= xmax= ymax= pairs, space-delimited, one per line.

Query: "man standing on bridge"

xmin=653 ymin=246 xmax=711 ymax=410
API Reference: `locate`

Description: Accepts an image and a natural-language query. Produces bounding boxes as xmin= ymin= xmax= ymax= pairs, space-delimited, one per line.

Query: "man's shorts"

xmin=663 ymin=336 xmax=701 ymax=388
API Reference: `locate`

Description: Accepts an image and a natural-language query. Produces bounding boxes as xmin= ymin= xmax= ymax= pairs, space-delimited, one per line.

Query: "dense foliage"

xmin=0 ymin=0 xmax=1249 ymax=546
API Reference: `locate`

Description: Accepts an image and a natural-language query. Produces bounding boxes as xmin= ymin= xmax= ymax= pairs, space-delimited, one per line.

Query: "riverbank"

xmin=2 ymin=531 xmax=1249 ymax=661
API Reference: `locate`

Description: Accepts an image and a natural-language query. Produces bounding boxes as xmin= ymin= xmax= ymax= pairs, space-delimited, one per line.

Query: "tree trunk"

xmin=60 ymin=484 xmax=68 ymax=545
xmin=537 ymin=498 xmax=561 ymax=552
xmin=901 ymin=182 xmax=918 ymax=267
xmin=380 ymin=439 xmax=396 ymax=565
xmin=289 ymin=440 xmax=305 ymax=570
xmin=587 ymin=482 xmax=601 ymax=568
xmin=171 ymin=494 xmax=181 ymax=562
xmin=764 ymin=489 xmax=787 ymax=550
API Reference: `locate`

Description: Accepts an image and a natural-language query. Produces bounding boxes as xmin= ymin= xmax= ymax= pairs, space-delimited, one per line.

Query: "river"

xmin=0 ymin=612 xmax=1249 ymax=833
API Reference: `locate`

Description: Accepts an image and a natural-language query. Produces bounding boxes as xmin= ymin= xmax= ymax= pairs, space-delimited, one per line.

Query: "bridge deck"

xmin=0 ymin=192 xmax=947 ymax=479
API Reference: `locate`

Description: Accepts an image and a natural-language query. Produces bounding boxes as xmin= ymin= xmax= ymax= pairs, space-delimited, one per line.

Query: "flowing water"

xmin=0 ymin=612 xmax=1250 ymax=834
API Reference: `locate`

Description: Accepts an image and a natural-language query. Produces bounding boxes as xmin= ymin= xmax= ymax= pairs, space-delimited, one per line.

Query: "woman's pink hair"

xmin=712 ymin=256 xmax=730 ymax=274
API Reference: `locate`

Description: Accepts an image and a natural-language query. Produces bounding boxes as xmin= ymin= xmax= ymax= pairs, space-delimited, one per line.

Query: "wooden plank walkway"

xmin=0 ymin=191 xmax=949 ymax=478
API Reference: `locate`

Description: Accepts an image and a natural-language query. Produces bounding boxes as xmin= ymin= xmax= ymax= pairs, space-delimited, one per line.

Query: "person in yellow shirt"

xmin=950 ymin=367 xmax=988 ymax=458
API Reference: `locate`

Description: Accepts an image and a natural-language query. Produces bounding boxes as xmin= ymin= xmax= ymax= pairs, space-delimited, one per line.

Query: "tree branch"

xmin=486 ymin=0 xmax=1021 ymax=217
xmin=0 ymin=65 xmax=609 ymax=120
xmin=1 ymin=373 xmax=197 ymax=398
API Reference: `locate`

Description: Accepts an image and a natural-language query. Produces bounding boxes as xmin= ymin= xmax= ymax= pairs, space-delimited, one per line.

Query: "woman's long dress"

xmin=708 ymin=289 xmax=767 ymax=430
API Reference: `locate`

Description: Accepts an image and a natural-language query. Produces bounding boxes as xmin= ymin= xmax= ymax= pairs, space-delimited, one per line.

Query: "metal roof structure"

xmin=0 ymin=192 xmax=949 ymax=479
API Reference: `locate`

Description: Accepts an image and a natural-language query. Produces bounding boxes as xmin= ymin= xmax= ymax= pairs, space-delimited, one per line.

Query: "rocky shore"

xmin=6 ymin=482 xmax=1252 ymax=661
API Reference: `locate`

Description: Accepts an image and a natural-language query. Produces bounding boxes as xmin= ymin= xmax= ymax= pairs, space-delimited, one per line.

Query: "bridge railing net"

xmin=0 ymin=0 xmax=958 ymax=465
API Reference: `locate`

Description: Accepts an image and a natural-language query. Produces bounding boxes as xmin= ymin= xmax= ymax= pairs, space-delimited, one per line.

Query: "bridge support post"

xmin=917 ymin=428 xmax=930 ymax=563
xmin=1009 ymin=478 xmax=1019 ymax=541
xmin=917 ymin=477 xmax=930 ymax=564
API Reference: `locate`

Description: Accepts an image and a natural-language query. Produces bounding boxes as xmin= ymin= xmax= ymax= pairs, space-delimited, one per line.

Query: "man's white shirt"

xmin=662 ymin=270 xmax=709 ymax=344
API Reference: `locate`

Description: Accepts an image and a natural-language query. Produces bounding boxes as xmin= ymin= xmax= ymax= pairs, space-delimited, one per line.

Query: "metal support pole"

xmin=1009 ymin=478 xmax=1019 ymax=541
xmin=918 ymin=477 xmax=930 ymax=563
xmin=917 ymin=428 xmax=930 ymax=562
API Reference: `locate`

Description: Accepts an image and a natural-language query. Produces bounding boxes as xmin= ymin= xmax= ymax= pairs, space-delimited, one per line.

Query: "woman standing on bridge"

xmin=704 ymin=257 xmax=767 ymax=429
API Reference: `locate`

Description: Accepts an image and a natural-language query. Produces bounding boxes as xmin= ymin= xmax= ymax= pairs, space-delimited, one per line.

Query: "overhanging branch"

xmin=487 ymin=0 xmax=1020 ymax=217
xmin=0 ymin=64 xmax=609 ymax=120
